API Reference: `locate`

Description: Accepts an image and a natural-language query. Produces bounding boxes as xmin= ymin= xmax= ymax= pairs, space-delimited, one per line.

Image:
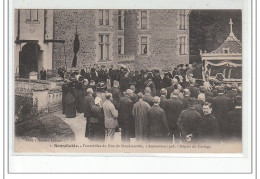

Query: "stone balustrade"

xmin=15 ymin=78 xmax=63 ymax=112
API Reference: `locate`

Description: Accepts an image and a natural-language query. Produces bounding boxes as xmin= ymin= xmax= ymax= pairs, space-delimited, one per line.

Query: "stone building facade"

xmin=14 ymin=9 xmax=190 ymax=77
xmin=14 ymin=9 xmax=55 ymax=78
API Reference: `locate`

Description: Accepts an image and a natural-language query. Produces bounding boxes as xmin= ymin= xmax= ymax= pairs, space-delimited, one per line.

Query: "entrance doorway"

xmin=19 ymin=43 xmax=43 ymax=78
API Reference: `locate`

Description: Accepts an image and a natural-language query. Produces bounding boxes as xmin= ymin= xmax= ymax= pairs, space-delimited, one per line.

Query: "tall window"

xmin=179 ymin=36 xmax=187 ymax=55
xmin=179 ymin=10 xmax=187 ymax=30
xmin=118 ymin=38 xmax=124 ymax=54
xmin=98 ymin=10 xmax=109 ymax=25
xmin=25 ymin=9 xmax=38 ymax=22
xmin=118 ymin=10 xmax=124 ymax=30
xmin=98 ymin=34 xmax=110 ymax=61
xmin=141 ymin=37 xmax=148 ymax=54
xmin=141 ymin=10 xmax=147 ymax=29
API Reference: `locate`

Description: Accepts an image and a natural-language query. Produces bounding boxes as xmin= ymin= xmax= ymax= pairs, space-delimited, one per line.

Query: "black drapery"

xmin=72 ymin=27 xmax=80 ymax=68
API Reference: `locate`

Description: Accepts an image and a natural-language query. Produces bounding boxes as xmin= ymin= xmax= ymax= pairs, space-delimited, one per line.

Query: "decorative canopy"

xmin=200 ymin=19 xmax=242 ymax=82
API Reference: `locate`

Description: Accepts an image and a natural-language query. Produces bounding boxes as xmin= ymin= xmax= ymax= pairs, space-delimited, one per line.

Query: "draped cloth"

xmin=72 ymin=31 xmax=80 ymax=68
xmin=132 ymin=100 xmax=150 ymax=142
xmin=206 ymin=61 xmax=242 ymax=67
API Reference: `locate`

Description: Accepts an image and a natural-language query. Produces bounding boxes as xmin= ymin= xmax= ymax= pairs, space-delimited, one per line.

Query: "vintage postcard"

xmin=11 ymin=1 xmax=249 ymax=155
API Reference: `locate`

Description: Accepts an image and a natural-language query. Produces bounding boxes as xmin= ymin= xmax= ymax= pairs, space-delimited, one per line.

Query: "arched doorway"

xmin=19 ymin=43 xmax=43 ymax=78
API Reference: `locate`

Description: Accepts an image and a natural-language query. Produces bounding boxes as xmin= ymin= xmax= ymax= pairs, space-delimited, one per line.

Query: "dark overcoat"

xmin=147 ymin=105 xmax=169 ymax=141
xmin=118 ymin=96 xmax=134 ymax=141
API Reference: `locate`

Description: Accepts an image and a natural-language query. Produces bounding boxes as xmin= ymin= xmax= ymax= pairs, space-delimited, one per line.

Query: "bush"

xmin=15 ymin=95 xmax=38 ymax=123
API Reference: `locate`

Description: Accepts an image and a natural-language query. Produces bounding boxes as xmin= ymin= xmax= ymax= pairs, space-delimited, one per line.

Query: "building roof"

xmin=202 ymin=18 xmax=242 ymax=55
xmin=209 ymin=34 xmax=242 ymax=54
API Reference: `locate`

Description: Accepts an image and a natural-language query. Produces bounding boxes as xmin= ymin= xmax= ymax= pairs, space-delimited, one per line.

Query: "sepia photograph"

xmin=13 ymin=8 xmax=243 ymax=153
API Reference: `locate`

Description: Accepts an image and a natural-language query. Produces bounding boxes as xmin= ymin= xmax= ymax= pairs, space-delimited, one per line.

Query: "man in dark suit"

xmin=147 ymin=96 xmax=170 ymax=143
xmin=120 ymin=70 xmax=130 ymax=93
xmin=143 ymin=87 xmax=154 ymax=107
xmin=118 ymin=89 xmax=134 ymax=143
xmin=225 ymin=96 xmax=242 ymax=143
xmin=153 ymin=72 xmax=162 ymax=96
xmin=80 ymin=65 xmax=87 ymax=77
xmin=211 ymin=86 xmax=234 ymax=141
xmin=166 ymin=78 xmax=182 ymax=99
xmin=109 ymin=65 xmax=115 ymax=86
xmin=130 ymin=85 xmax=138 ymax=103
xmin=225 ymin=84 xmax=237 ymax=99
xmin=83 ymin=88 xmax=94 ymax=138
xmin=162 ymin=73 xmax=172 ymax=88
xmin=177 ymin=99 xmax=201 ymax=144
xmin=107 ymin=80 xmax=121 ymax=109
xmin=40 ymin=67 xmax=47 ymax=80
xmin=164 ymin=89 xmax=184 ymax=143
xmin=187 ymin=78 xmax=199 ymax=98
xmin=181 ymin=89 xmax=191 ymax=109
xmin=159 ymin=88 xmax=167 ymax=110
xmin=199 ymin=102 xmax=220 ymax=143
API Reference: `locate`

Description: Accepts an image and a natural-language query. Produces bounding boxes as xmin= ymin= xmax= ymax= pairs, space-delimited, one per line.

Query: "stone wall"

xmin=53 ymin=10 xmax=97 ymax=70
xmin=53 ymin=10 xmax=120 ymax=70
xmin=53 ymin=9 xmax=189 ymax=72
xmin=124 ymin=10 xmax=189 ymax=71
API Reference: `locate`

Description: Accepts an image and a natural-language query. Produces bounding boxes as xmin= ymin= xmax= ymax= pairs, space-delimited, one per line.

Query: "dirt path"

xmin=53 ymin=111 xmax=122 ymax=143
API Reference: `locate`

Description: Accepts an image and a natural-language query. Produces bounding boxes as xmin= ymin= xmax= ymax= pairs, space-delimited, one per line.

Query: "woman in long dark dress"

xmin=76 ymin=80 xmax=84 ymax=113
xmin=89 ymin=97 xmax=105 ymax=142
xmin=62 ymin=81 xmax=69 ymax=114
xmin=65 ymin=84 xmax=77 ymax=118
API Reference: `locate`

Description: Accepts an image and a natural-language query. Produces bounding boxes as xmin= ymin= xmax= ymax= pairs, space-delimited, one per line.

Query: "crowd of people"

xmin=61 ymin=63 xmax=242 ymax=144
